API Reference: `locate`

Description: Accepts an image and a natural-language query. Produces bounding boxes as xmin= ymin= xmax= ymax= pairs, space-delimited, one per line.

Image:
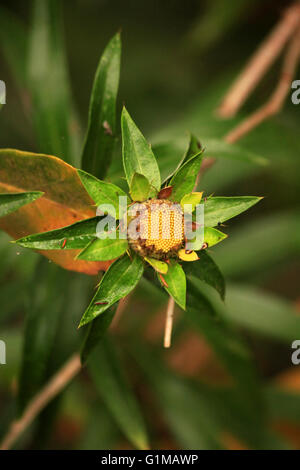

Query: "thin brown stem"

xmin=225 ymin=28 xmax=300 ymax=144
xmin=164 ymin=296 xmax=175 ymax=348
xmin=218 ymin=3 xmax=300 ymax=118
xmin=0 ymin=354 xmax=81 ymax=450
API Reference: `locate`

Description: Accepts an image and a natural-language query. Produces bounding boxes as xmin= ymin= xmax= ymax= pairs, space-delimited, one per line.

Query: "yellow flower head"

xmin=128 ymin=199 xmax=185 ymax=259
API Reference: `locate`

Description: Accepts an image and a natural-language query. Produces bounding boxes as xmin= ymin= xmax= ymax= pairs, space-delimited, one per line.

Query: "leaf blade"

xmin=81 ymin=304 xmax=118 ymax=364
xmin=81 ymin=33 xmax=121 ymax=178
xmin=183 ymin=250 xmax=225 ymax=300
xmin=77 ymin=169 xmax=129 ymax=218
xmin=170 ymin=151 xmax=204 ymax=202
xmin=204 ymin=196 xmax=262 ymax=227
xmin=28 ymin=0 xmax=81 ymax=164
xmin=78 ymin=236 xmax=128 ymax=261
xmin=79 ymin=254 xmax=144 ymax=327
xmin=121 ymin=107 xmax=161 ymax=194
xmin=0 ymin=191 xmax=43 ymax=218
xmin=88 ymin=338 xmax=149 ymax=450
xmin=130 ymin=172 xmax=150 ymax=202
xmin=15 ymin=217 xmax=99 ymax=250
xmin=158 ymin=261 xmax=186 ymax=310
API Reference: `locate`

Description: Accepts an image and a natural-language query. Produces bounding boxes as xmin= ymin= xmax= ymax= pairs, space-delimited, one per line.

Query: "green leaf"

xmin=79 ymin=254 xmax=144 ymax=327
xmin=28 ymin=0 xmax=81 ymax=165
xmin=81 ymin=304 xmax=118 ymax=364
xmin=77 ymin=169 xmax=128 ymax=219
xmin=132 ymin=343 xmax=222 ymax=449
xmin=204 ymin=196 xmax=262 ymax=227
xmin=144 ymin=257 xmax=168 ymax=274
xmin=0 ymin=280 xmax=25 ymax=323
xmin=163 ymin=133 xmax=202 ymax=185
xmin=223 ymin=284 xmax=300 ymax=343
xmin=15 ymin=217 xmax=100 ymax=250
xmin=121 ymin=107 xmax=161 ymax=194
xmin=78 ymin=236 xmax=128 ymax=261
xmin=0 ymin=192 xmax=43 ymax=218
xmin=182 ymin=133 xmax=203 ymax=164
xmin=154 ymin=135 xmax=266 ymax=188
xmin=186 ymin=0 xmax=255 ymax=54
xmin=170 ymin=151 xmax=204 ymax=202
xmin=88 ymin=338 xmax=149 ymax=450
xmin=186 ymin=279 xmax=262 ymax=412
xmin=0 ymin=6 xmax=28 ymax=85
xmin=18 ymin=261 xmax=67 ymax=413
xmin=81 ymin=33 xmax=121 ymax=178
xmin=180 ymin=191 xmax=203 ymax=211
xmin=157 ymin=260 xmax=186 ymax=310
xmin=183 ymin=251 xmax=225 ymax=300
xmin=265 ymin=386 xmax=300 ymax=424
xmin=204 ymin=226 xmax=227 ymax=247
xmin=214 ymin=211 xmax=300 ymax=279
xmin=204 ymin=138 xmax=268 ymax=166
xmin=130 ymin=172 xmax=150 ymax=202
xmin=185 ymin=224 xmax=227 ymax=252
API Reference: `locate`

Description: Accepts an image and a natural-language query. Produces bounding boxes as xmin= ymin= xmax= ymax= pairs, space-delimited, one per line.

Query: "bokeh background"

xmin=0 ymin=0 xmax=300 ymax=450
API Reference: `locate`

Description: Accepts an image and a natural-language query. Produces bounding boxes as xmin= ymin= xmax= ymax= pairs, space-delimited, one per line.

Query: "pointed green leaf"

xmin=78 ymin=169 xmax=129 ymax=218
xmin=180 ymin=191 xmax=203 ymax=211
xmin=224 ymin=284 xmax=300 ymax=343
xmin=216 ymin=211 xmax=300 ymax=278
xmin=0 ymin=192 xmax=43 ymax=218
xmin=163 ymin=133 xmax=202 ymax=185
xmin=204 ymin=226 xmax=227 ymax=247
xmin=15 ymin=217 xmax=100 ymax=250
xmin=121 ymin=107 xmax=161 ymax=194
xmin=28 ymin=0 xmax=81 ymax=165
xmin=144 ymin=257 xmax=168 ymax=274
xmin=88 ymin=338 xmax=149 ymax=450
xmin=79 ymin=254 xmax=144 ymax=327
xmin=78 ymin=236 xmax=128 ymax=261
xmin=204 ymin=196 xmax=262 ymax=227
xmin=0 ymin=6 xmax=28 ymax=85
xmin=18 ymin=261 xmax=67 ymax=413
xmin=81 ymin=33 xmax=121 ymax=178
xmin=131 ymin=343 xmax=222 ymax=450
xmin=183 ymin=251 xmax=225 ymax=300
xmin=204 ymin=138 xmax=268 ymax=166
xmin=158 ymin=260 xmax=186 ymax=310
xmin=186 ymin=279 xmax=262 ymax=410
xmin=81 ymin=304 xmax=118 ymax=364
xmin=182 ymin=133 xmax=203 ymax=165
xmin=130 ymin=172 xmax=150 ymax=202
xmin=170 ymin=151 xmax=204 ymax=202
xmin=188 ymin=226 xmax=227 ymax=251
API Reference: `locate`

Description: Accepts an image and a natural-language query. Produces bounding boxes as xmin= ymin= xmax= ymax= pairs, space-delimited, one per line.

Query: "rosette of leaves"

xmin=0 ymin=31 xmax=261 ymax=346
xmin=14 ymin=106 xmax=262 ymax=328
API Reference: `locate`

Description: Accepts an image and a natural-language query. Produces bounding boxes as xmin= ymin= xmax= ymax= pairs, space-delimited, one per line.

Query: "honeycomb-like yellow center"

xmin=129 ymin=199 xmax=184 ymax=257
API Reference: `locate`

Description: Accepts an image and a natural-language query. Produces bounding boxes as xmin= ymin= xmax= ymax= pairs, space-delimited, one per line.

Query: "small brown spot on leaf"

xmin=103 ymin=121 xmax=113 ymax=136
